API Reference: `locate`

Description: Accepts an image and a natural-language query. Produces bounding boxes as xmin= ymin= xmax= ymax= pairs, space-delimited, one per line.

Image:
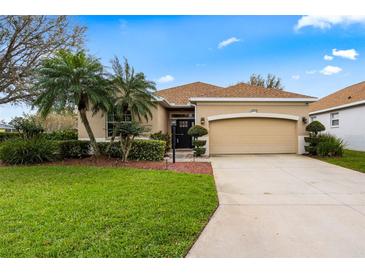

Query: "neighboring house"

xmin=78 ymin=82 xmax=317 ymax=155
xmin=309 ymin=81 xmax=365 ymax=152
xmin=0 ymin=123 xmax=16 ymax=133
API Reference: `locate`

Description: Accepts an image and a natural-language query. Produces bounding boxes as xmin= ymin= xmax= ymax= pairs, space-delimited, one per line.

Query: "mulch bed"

xmin=0 ymin=156 xmax=213 ymax=175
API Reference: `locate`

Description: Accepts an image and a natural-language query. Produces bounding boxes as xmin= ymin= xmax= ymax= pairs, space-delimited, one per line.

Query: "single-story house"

xmin=78 ymin=82 xmax=317 ymax=155
xmin=309 ymin=81 xmax=365 ymax=151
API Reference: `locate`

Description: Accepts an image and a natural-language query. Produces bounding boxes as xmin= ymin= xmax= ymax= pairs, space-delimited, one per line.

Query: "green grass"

xmin=317 ymin=149 xmax=365 ymax=173
xmin=0 ymin=166 xmax=217 ymax=257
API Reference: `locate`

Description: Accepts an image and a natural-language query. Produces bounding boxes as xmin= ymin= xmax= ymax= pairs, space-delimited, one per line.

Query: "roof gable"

xmin=154 ymin=82 xmax=222 ymax=105
xmin=155 ymin=82 xmax=315 ymax=105
xmin=309 ymin=81 xmax=365 ymax=113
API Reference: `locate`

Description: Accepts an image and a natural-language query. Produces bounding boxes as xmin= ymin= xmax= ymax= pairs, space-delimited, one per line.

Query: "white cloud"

xmin=157 ymin=75 xmax=174 ymax=83
xmin=324 ymin=55 xmax=334 ymax=61
xmin=294 ymin=15 xmax=365 ymax=31
xmin=305 ymin=70 xmax=317 ymax=75
xmin=218 ymin=37 xmax=240 ymax=49
xmin=320 ymin=65 xmax=342 ymax=75
xmin=291 ymin=75 xmax=300 ymax=80
xmin=332 ymin=48 xmax=359 ymax=60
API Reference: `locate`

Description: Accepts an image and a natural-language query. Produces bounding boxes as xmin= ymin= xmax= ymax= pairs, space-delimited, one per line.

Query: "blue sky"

xmin=2 ymin=15 xmax=365 ymax=122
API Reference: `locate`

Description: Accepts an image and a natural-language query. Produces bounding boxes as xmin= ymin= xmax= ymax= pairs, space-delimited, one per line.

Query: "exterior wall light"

xmin=200 ymin=117 xmax=205 ymax=125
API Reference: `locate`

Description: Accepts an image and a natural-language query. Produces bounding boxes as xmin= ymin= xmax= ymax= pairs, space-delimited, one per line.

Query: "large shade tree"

xmin=107 ymin=57 xmax=157 ymax=148
xmin=0 ymin=16 xmax=85 ymax=105
xmin=33 ymin=50 xmax=112 ymax=156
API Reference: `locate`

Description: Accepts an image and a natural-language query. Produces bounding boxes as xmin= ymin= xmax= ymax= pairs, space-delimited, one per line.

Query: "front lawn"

xmin=317 ymin=149 xmax=365 ymax=173
xmin=0 ymin=166 xmax=217 ymax=257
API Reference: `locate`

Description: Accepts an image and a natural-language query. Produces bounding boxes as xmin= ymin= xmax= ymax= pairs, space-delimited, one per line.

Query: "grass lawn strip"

xmin=0 ymin=166 xmax=217 ymax=257
xmin=315 ymin=149 xmax=365 ymax=173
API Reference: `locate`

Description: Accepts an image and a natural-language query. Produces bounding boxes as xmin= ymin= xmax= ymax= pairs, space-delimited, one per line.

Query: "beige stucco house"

xmin=78 ymin=82 xmax=317 ymax=155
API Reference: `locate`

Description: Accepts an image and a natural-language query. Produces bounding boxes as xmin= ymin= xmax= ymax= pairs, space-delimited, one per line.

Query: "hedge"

xmin=58 ymin=140 xmax=91 ymax=159
xmin=44 ymin=129 xmax=78 ymax=141
xmin=0 ymin=138 xmax=165 ymax=165
xmin=0 ymin=138 xmax=58 ymax=165
xmin=99 ymin=139 xmax=166 ymax=161
xmin=0 ymin=130 xmax=77 ymax=143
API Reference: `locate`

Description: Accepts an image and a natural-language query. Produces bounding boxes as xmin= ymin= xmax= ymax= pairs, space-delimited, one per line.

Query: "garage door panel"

xmin=210 ymin=118 xmax=297 ymax=154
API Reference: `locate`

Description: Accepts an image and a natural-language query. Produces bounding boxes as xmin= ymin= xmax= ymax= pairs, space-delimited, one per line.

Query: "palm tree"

xmin=107 ymin=57 xmax=156 ymax=147
xmin=34 ymin=50 xmax=112 ymax=156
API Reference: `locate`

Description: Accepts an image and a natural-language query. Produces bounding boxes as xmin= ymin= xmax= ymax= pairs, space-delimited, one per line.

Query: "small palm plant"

xmin=106 ymin=57 xmax=156 ymax=151
xmin=33 ymin=50 xmax=112 ymax=156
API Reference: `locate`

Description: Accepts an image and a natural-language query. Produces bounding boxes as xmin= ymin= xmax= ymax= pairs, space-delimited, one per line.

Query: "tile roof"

xmin=309 ymin=81 xmax=365 ymax=113
xmin=197 ymin=82 xmax=315 ymax=99
xmin=154 ymin=82 xmax=315 ymax=105
xmin=154 ymin=82 xmax=222 ymax=105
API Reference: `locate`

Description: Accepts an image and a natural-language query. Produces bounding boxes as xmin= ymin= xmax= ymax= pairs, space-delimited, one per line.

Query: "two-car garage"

xmin=207 ymin=113 xmax=299 ymax=155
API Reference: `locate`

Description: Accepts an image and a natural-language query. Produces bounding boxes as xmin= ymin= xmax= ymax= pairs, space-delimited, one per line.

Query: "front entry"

xmin=174 ymin=119 xmax=194 ymax=148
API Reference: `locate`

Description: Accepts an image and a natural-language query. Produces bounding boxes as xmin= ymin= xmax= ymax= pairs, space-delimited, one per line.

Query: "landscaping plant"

xmin=44 ymin=129 xmax=78 ymax=141
xmin=0 ymin=132 xmax=20 ymax=142
xmin=58 ymin=140 xmax=91 ymax=158
xmin=0 ymin=138 xmax=58 ymax=165
xmin=99 ymin=139 xmax=166 ymax=161
xmin=34 ymin=50 xmax=112 ymax=156
xmin=118 ymin=121 xmax=148 ymax=162
xmin=188 ymin=125 xmax=208 ymax=157
xmin=106 ymin=57 xmax=156 ymax=152
xmin=304 ymin=120 xmax=326 ymax=155
xmin=150 ymin=131 xmax=171 ymax=155
xmin=316 ymin=133 xmax=344 ymax=157
xmin=10 ymin=116 xmax=44 ymax=139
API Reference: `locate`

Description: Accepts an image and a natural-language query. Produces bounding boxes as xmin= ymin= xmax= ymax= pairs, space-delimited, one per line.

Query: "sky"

xmin=2 ymin=15 xmax=365 ymax=122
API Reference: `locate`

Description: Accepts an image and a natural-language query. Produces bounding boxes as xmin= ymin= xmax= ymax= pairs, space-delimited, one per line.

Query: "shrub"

xmin=150 ymin=131 xmax=171 ymax=154
xmin=99 ymin=139 xmax=165 ymax=161
xmin=45 ymin=129 xmax=78 ymax=140
xmin=187 ymin=125 xmax=208 ymax=138
xmin=10 ymin=117 xmax=44 ymax=139
xmin=129 ymin=139 xmax=166 ymax=161
xmin=98 ymin=142 xmax=123 ymax=158
xmin=316 ymin=134 xmax=344 ymax=157
xmin=193 ymin=147 xmax=206 ymax=157
xmin=306 ymin=121 xmax=325 ymax=136
xmin=305 ymin=121 xmax=326 ymax=155
xmin=0 ymin=132 xmax=20 ymax=142
xmin=58 ymin=140 xmax=91 ymax=158
xmin=0 ymin=138 xmax=58 ymax=165
xmin=192 ymin=140 xmax=206 ymax=147
xmin=188 ymin=125 xmax=208 ymax=157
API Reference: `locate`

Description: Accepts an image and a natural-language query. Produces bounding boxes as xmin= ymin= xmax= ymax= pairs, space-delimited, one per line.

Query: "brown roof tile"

xmin=309 ymin=81 xmax=365 ymax=113
xmin=155 ymin=82 xmax=315 ymax=105
xmin=198 ymin=82 xmax=315 ymax=99
xmin=154 ymin=82 xmax=222 ymax=105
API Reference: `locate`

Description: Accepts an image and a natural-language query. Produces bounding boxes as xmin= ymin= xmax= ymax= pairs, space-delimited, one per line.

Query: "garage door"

xmin=209 ymin=118 xmax=297 ymax=154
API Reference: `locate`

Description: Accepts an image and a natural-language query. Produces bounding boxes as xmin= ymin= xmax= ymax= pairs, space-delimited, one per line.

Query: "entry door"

xmin=175 ymin=120 xmax=194 ymax=148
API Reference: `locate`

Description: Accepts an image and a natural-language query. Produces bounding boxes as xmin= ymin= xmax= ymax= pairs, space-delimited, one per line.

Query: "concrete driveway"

xmin=187 ymin=155 xmax=365 ymax=257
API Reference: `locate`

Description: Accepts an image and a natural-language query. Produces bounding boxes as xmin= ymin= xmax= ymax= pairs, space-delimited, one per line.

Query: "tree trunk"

xmin=106 ymin=124 xmax=118 ymax=153
xmin=79 ymin=108 xmax=100 ymax=156
xmin=124 ymin=136 xmax=134 ymax=162
xmin=120 ymin=134 xmax=134 ymax=162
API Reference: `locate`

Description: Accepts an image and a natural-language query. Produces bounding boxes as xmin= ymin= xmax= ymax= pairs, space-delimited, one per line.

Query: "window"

xmin=311 ymin=116 xmax=317 ymax=122
xmin=178 ymin=120 xmax=189 ymax=128
xmin=330 ymin=112 xmax=339 ymax=127
xmin=107 ymin=111 xmax=132 ymax=137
